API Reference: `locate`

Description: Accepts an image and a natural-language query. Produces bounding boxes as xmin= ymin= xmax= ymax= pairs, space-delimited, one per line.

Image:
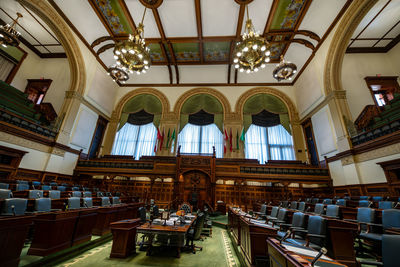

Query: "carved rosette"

xmin=139 ymin=0 xmax=163 ymax=9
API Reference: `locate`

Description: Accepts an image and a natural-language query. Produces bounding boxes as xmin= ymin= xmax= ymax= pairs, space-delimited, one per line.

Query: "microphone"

xmin=394 ymin=202 xmax=399 ymax=208
xmin=385 ymin=196 xmax=390 ymax=201
xmin=37 ymin=192 xmax=41 ymax=198
xmin=11 ymin=205 xmax=16 ymax=216
xmin=306 ymin=206 xmax=311 ymax=212
xmin=84 ymin=201 xmax=88 ymax=208
xmin=280 ymin=230 xmax=291 ymax=244
xmin=268 ymin=201 xmax=272 ymax=206
xmin=288 ymin=203 xmax=291 ymax=208
xmin=368 ymin=201 xmax=373 ymax=208
xmin=311 ymin=247 xmax=328 ymax=266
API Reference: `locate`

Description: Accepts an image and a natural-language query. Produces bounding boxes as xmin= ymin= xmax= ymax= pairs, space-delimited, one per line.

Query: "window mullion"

xmin=266 ymin=127 xmax=270 ymax=161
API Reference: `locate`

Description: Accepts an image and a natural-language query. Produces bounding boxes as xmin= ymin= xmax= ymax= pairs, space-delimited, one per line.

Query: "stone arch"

xmin=324 ymin=0 xmax=378 ymax=95
xmin=19 ymin=0 xmax=86 ymax=95
xmin=113 ymin=88 xmax=171 ymax=122
xmin=235 ymin=87 xmax=299 ymax=123
xmin=173 ymin=88 xmax=232 ymax=119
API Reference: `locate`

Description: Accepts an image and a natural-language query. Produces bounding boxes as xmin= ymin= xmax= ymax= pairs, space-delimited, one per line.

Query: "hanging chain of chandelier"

xmin=108 ymin=8 xmax=151 ymax=83
xmin=233 ymin=5 xmax=297 ymax=81
xmin=0 ymin=12 xmax=23 ymax=48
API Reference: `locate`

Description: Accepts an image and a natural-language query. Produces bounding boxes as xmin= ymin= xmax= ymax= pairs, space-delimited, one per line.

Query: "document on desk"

xmin=282 ymin=244 xmax=331 ymax=261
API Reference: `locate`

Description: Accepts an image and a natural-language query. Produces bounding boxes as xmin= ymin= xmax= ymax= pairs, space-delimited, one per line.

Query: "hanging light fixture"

xmin=0 ymin=12 xmax=23 ymax=48
xmin=107 ymin=65 xmax=129 ymax=83
xmin=272 ymin=55 xmax=297 ymax=81
xmin=233 ymin=5 xmax=270 ymax=73
xmin=112 ymin=8 xmax=151 ymax=75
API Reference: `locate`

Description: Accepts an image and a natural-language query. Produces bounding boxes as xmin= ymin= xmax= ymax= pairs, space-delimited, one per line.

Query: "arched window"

xmin=177 ymin=95 xmax=224 ymax=157
xmin=112 ymin=94 xmax=162 ymax=159
xmin=243 ymin=94 xmax=295 ymax=163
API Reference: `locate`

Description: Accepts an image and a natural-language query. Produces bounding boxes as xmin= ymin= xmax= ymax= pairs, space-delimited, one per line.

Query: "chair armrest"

xmin=279 ymin=223 xmax=292 ymax=228
xmin=358 ymin=260 xmax=383 ymax=266
xmin=292 ymin=228 xmax=308 ymax=234
xmin=274 ymin=220 xmax=286 ymax=224
xmin=307 ymin=233 xmax=326 ymax=239
xmin=343 ymin=218 xmax=357 ymax=222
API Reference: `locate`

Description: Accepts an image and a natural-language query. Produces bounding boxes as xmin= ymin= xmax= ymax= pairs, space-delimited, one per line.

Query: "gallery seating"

xmin=289 ymin=215 xmax=327 ymax=250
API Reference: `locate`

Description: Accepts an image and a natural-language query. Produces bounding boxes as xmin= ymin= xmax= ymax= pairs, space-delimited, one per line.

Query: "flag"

xmin=229 ymin=128 xmax=233 ymax=152
xmin=166 ymin=128 xmax=171 ymax=148
xmin=240 ymin=128 xmax=245 ymax=142
xmin=154 ymin=127 xmax=161 ymax=152
xmin=224 ymin=129 xmax=228 ymax=154
xmin=170 ymin=128 xmax=176 ymax=153
xmin=159 ymin=128 xmax=165 ymax=150
xmin=236 ymin=130 xmax=239 ymax=150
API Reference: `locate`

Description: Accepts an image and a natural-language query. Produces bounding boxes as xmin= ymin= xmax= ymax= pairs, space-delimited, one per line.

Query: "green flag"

xmin=240 ymin=128 xmax=245 ymax=142
xmin=170 ymin=128 xmax=176 ymax=153
xmin=166 ymin=128 xmax=171 ymax=148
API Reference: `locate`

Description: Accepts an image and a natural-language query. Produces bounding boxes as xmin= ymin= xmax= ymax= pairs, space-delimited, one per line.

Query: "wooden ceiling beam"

xmin=263 ymin=0 xmax=279 ymax=35
xmin=194 ymin=0 xmax=204 ymax=63
xmin=159 ymin=41 xmax=173 ymax=84
xmin=151 ymin=7 xmax=179 ymax=84
xmin=372 ymin=20 xmax=400 ymax=47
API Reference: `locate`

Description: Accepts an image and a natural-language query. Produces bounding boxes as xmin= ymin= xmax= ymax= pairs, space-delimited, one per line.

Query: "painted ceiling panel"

xmin=387 ymin=23 xmax=400 ymax=38
xmin=158 ymin=0 xmax=197 ymax=38
xmin=299 ymin=0 xmax=347 ymax=38
xmin=179 ymin=65 xmax=227 ymax=84
xmin=172 ymin=43 xmax=200 ymax=62
xmin=359 ymin=0 xmax=400 ymax=39
xmin=147 ymin=43 xmax=166 ymax=63
xmin=124 ymin=0 xmax=160 ymax=38
xmin=374 ymin=39 xmax=392 ymax=47
xmin=269 ymin=0 xmax=306 ymax=31
xmin=46 ymin=46 xmax=65 ymax=53
xmin=201 ymin=0 xmax=239 ymax=36
xmin=203 ymin=42 xmax=230 ymax=62
xmin=54 ymin=0 xmax=109 ymax=44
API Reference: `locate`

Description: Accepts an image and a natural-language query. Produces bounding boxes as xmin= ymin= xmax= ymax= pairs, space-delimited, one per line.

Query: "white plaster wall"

xmin=0 ymin=141 xmax=78 ymax=175
xmin=69 ymin=103 xmax=98 ymax=154
xmin=311 ymin=105 xmax=338 ymax=160
xmin=356 ymin=153 xmax=400 ymax=184
xmin=10 ymin=44 xmax=70 ymax=114
xmin=342 ymin=42 xmax=400 ymax=120
xmin=329 ymin=160 xmax=347 ymax=186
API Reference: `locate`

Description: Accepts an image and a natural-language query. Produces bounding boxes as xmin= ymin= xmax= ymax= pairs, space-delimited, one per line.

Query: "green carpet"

xmin=54 ymin=227 xmax=239 ymax=267
xmin=209 ymin=214 xmax=228 ymax=225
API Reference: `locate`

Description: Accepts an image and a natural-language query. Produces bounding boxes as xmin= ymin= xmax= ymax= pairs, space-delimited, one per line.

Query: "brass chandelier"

xmin=107 ymin=65 xmax=129 ymax=83
xmin=0 ymin=12 xmax=23 ymax=48
xmin=233 ymin=6 xmax=270 ymax=73
xmin=272 ymin=55 xmax=297 ymax=81
xmin=111 ymin=8 xmax=151 ymax=78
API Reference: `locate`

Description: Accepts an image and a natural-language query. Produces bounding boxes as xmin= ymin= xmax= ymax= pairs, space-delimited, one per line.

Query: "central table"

xmin=136 ymin=217 xmax=196 ymax=258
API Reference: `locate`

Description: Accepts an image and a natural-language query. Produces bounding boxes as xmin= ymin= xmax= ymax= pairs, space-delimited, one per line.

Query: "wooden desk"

xmin=137 ymin=217 xmax=195 ymax=258
xmin=228 ymin=207 xmax=277 ymax=266
xmin=110 ymin=218 xmax=141 ymax=258
xmin=72 ymin=208 xmax=98 ymax=246
xmin=268 ymin=238 xmax=346 ymax=267
xmin=0 ymin=215 xmax=34 ymax=267
xmin=28 ymin=210 xmax=79 ymax=256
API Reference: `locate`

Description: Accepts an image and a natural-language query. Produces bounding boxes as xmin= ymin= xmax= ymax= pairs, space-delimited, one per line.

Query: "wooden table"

xmin=268 ymin=238 xmax=347 ymax=267
xmin=136 ymin=217 xmax=196 ymax=258
xmin=0 ymin=215 xmax=34 ymax=267
xmin=110 ymin=218 xmax=141 ymax=258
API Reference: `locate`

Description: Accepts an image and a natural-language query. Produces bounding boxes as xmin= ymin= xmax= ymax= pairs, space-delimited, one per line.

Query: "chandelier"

xmin=107 ymin=65 xmax=129 ymax=83
xmin=272 ymin=55 xmax=297 ymax=81
xmin=233 ymin=6 xmax=270 ymax=73
xmin=112 ymin=8 xmax=151 ymax=76
xmin=0 ymin=12 xmax=23 ymax=48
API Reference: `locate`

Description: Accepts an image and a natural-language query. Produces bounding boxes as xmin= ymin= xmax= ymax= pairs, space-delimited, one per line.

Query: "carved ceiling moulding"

xmin=139 ymin=0 xmax=163 ymax=9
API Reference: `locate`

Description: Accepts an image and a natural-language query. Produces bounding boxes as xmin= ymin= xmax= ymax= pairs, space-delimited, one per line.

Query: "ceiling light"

xmin=272 ymin=55 xmax=297 ymax=82
xmin=233 ymin=6 xmax=271 ymax=74
xmin=113 ymin=8 xmax=151 ymax=77
xmin=107 ymin=65 xmax=129 ymax=83
xmin=0 ymin=13 xmax=23 ymax=48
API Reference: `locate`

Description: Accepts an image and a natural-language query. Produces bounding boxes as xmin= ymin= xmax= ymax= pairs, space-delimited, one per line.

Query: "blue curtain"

xmin=245 ymin=124 xmax=295 ymax=163
xmin=178 ymin=123 xmax=223 ymax=157
xmin=111 ymin=122 xmax=157 ymax=159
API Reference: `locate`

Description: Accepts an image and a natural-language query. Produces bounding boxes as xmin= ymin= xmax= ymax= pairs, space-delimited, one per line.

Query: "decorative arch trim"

xmin=324 ymin=0 xmax=378 ymax=95
xmin=173 ymin=88 xmax=232 ymax=119
xmin=235 ymin=87 xmax=299 ymax=123
xmin=113 ymin=88 xmax=171 ymax=122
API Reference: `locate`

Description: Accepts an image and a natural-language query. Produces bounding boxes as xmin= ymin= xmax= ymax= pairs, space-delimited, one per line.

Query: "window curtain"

xmin=178 ymin=123 xmax=223 ymax=157
xmin=111 ymin=122 xmax=157 ymax=159
xmin=245 ymin=124 xmax=295 ymax=163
